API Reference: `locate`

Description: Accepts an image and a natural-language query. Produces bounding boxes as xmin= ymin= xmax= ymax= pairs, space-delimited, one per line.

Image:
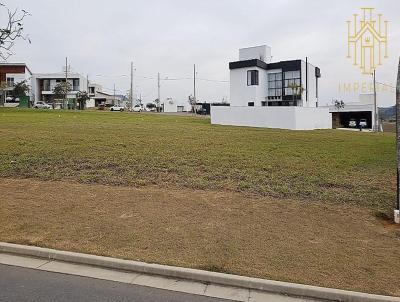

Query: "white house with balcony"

xmin=31 ymin=72 xmax=87 ymax=108
xmin=211 ymin=45 xmax=332 ymax=130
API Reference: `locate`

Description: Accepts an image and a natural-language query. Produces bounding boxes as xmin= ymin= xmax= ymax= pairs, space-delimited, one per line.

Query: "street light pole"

xmin=65 ymin=57 xmax=68 ymax=109
xmin=157 ymin=72 xmax=161 ymax=112
xmin=113 ymin=83 xmax=116 ymax=106
xmin=130 ymin=61 xmax=134 ymax=109
xmin=193 ymin=64 xmax=197 ymax=114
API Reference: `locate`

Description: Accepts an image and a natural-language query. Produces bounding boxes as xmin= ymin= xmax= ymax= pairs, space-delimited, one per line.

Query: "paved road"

xmin=0 ymin=264 xmax=229 ymax=302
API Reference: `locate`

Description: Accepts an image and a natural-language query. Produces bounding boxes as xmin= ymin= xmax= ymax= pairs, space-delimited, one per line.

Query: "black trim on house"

xmin=267 ymin=60 xmax=302 ymax=72
xmin=229 ymin=59 xmax=268 ymax=70
xmin=229 ymin=59 xmax=302 ymax=72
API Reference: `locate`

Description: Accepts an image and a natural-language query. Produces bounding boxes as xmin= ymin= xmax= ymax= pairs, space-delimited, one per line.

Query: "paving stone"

xmin=38 ymin=260 xmax=138 ymax=284
xmin=168 ymin=279 xmax=207 ymax=295
xmin=0 ymin=253 xmax=49 ymax=269
xmin=204 ymin=284 xmax=250 ymax=302
xmin=131 ymin=274 xmax=178 ymax=290
xmin=250 ymin=290 xmax=311 ymax=302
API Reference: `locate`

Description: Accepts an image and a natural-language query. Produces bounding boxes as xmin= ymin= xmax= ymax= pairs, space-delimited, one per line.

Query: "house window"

xmin=248 ymin=102 xmax=254 ymax=106
xmin=283 ymin=70 xmax=301 ymax=96
xmin=261 ymin=101 xmax=267 ymax=106
xmin=6 ymin=77 xmax=14 ymax=87
xmin=43 ymin=79 xmax=50 ymax=91
xmin=267 ymin=72 xmax=282 ymax=98
xmin=247 ymin=70 xmax=259 ymax=86
xmin=73 ymin=79 xmax=80 ymax=91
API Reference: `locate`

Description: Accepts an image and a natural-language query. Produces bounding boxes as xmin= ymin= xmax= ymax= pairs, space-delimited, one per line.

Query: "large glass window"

xmin=267 ymin=72 xmax=282 ymax=98
xmin=6 ymin=77 xmax=14 ymax=87
xmin=283 ymin=70 xmax=301 ymax=96
xmin=247 ymin=70 xmax=259 ymax=86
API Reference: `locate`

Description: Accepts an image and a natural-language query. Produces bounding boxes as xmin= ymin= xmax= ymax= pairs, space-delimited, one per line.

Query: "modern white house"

xmin=31 ymin=71 xmax=87 ymax=108
xmin=87 ymin=83 xmax=127 ymax=108
xmin=0 ymin=63 xmax=32 ymax=107
xmin=211 ymin=45 xmax=332 ymax=130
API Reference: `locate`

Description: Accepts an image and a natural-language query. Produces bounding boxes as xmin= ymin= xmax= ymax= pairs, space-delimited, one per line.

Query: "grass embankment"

xmin=0 ymin=108 xmax=396 ymax=211
xmin=1 ymin=178 xmax=400 ymax=296
xmin=0 ymin=108 xmax=399 ymax=296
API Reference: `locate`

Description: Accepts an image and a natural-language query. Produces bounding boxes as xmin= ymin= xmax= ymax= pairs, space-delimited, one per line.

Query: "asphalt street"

xmin=0 ymin=264 xmax=230 ymax=302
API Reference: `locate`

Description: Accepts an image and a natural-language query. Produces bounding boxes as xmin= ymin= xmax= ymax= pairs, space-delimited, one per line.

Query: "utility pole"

xmin=130 ymin=61 xmax=134 ymax=109
xmin=113 ymin=84 xmax=116 ymax=106
xmin=373 ymin=69 xmax=378 ymax=132
xmin=395 ymin=57 xmax=400 ymax=224
xmin=157 ymin=72 xmax=161 ymax=112
xmin=65 ymin=57 xmax=68 ymax=109
xmin=193 ymin=64 xmax=197 ymax=114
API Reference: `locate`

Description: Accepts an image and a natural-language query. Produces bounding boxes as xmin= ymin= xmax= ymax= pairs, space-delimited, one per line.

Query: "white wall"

xmin=230 ymin=67 xmax=267 ymax=107
xmin=86 ymin=99 xmax=96 ymax=108
xmin=6 ymin=73 xmax=27 ymax=85
xmin=211 ymin=106 xmax=332 ymax=130
xmin=300 ymin=61 xmax=318 ymax=108
xmin=239 ymin=45 xmax=272 ymax=63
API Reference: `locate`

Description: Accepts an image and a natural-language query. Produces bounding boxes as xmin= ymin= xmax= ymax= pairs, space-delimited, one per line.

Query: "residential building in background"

xmin=0 ymin=63 xmax=32 ymax=106
xmin=211 ymin=45 xmax=331 ymax=130
xmin=31 ymin=71 xmax=87 ymax=107
xmin=229 ymin=45 xmax=321 ymax=107
xmin=162 ymin=98 xmax=189 ymax=113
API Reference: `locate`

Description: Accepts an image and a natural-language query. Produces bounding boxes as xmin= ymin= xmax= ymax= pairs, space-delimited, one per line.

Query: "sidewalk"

xmin=1 ymin=243 xmax=399 ymax=302
xmin=0 ymin=252 xmax=310 ymax=302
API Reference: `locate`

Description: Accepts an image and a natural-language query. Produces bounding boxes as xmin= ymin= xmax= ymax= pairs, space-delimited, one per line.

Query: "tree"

xmin=288 ymin=83 xmax=304 ymax=105
xmin=0 ymin=3 xmax=31 ymax=60
xmin=12 ymin=80 xmax=29 ymax=99
xmin=154 ymin=98 xmax=160 ymax=112
xmin=0 ymin=81 xmax=7 ymax=105
xmin=53 ymin=82 xmax=72 ymax=108
xmin=188 ymin=95 xmax=197 ymax=114
xmin=76 ymin=91 xmax=89 ymax=110
xmin=334 ymin=100 xmax=345 ymax=110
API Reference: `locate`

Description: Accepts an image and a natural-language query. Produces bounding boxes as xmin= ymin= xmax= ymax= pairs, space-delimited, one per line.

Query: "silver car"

xmin=34 ymin=101 xmax=51 ymax=109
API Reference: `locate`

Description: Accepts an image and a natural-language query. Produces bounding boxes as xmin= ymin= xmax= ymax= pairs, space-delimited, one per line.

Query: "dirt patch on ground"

xmin=1 ymin=178 xmax=399 ymax=296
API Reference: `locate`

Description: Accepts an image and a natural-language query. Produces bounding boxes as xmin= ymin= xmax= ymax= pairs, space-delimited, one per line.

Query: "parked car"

xmin=34 ymin=101 xmax=51 ymax=109
xmin=359 ymin=119 xmax=367 ymax=128
xmin=110 ymin=105 xmax=124 ymax=112
xmin=131 ymin=105 xmax=143 ymax=112
xmin=349 ymin=119 xmax=357 ymax=128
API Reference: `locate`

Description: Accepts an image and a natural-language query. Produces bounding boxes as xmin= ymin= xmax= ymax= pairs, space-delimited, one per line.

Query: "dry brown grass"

xmin=383 ymin=122 xmax=396 ymax=133
xmin=1 ymin=178 xmax=399 ymax=297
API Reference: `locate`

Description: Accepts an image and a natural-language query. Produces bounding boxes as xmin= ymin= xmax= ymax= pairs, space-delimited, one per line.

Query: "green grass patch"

xmin=0 ymin=108 xmax=395 ymax=210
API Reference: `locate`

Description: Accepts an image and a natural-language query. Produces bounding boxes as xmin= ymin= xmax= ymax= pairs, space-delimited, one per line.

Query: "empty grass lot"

xmin=0 ymin=108 xmax=396 ymax=211
xmin=1 ymin=108 xmax=399 ymax=296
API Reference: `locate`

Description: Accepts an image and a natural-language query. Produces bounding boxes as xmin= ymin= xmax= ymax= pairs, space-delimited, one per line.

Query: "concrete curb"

xmin=0 ymin=242 xmax=398 ymax=302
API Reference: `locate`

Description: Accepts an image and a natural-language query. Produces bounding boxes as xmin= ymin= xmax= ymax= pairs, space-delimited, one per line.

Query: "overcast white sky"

xmin=4 ymin=0 xmax=400 ymax=106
